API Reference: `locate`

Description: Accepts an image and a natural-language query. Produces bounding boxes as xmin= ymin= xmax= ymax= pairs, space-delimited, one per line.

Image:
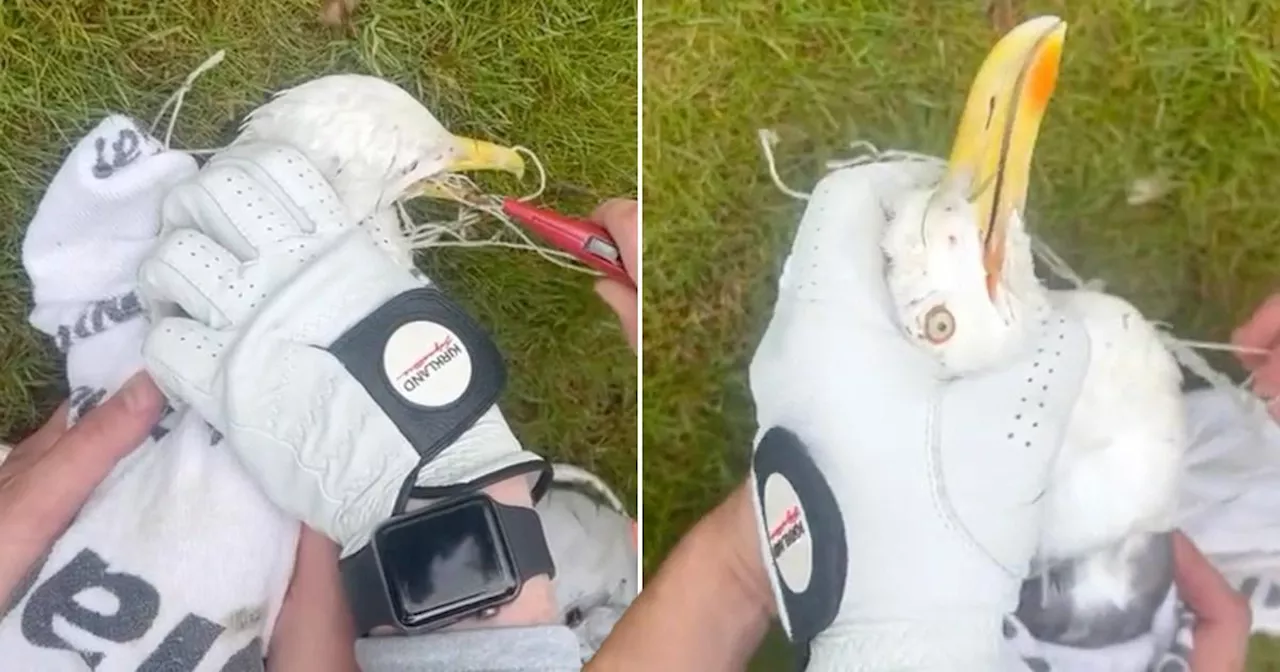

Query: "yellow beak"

xmin=944 ymin=15 xmax=1066 ymax=299
xmin=447 ymin=136 xmax=526 ymax=180
xmin=406 ymin=135 xmax=526 ymax=203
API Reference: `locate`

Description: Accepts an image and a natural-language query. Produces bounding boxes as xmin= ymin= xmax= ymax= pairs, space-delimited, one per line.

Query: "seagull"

xmin=228 ymin=73 xmax=527 ymax=265
xmin=881 ymin=15 xmax=1186 ymax=657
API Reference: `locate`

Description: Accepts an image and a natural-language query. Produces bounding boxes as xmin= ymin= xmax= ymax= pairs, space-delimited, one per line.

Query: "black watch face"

xmin=376 ymin=496 xmax=520 ymax=628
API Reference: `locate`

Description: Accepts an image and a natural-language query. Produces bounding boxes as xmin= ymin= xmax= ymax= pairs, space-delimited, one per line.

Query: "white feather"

xmin=233 ymin=74 xmax=459 ymax=220
xmin=1037 ymin=290 xmax=1185 ymax=561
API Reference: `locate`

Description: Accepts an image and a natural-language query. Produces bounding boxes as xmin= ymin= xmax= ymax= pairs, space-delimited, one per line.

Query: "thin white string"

xmin=1177 ymin=341 xmax=1268 ymax=356
xmin=757 ymin=129 xmax=812 ymax=201
xmin=150 ymin=50 xmax=226 ymax=149
xmin=394 ymin=148 xmax=598 ymax=276
xmin=1030 ymin=236 xmax=1107 ymax=293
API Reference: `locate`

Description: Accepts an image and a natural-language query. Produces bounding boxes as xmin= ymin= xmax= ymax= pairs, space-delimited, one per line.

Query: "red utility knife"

xmin=501 ymin=198 xmax=634 ymax=288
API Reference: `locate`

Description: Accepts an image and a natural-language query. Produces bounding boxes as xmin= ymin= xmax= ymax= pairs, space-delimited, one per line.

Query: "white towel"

xmin=1 ymin=115 xmax=298 ymax=671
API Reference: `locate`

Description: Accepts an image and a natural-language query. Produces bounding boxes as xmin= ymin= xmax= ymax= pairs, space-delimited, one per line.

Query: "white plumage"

xmin=229 ymin=73 xmax=525 ymax=264
xmin=235 ymin=75 xmax=459 ymax=219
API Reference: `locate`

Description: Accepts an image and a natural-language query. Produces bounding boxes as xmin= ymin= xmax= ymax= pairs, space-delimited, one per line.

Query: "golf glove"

xmin=140 ymin=142 xmax=548 ymax=557
xmin=749 ymin=161 xmax=1089 ymax=671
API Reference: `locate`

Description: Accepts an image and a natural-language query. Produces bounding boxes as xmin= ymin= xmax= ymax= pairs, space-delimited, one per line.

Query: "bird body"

xmin=1038 ymin=289 xmax=1184 ymax=562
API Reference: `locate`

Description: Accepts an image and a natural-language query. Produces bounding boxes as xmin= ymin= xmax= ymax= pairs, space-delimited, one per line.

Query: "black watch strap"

xmin=340 ymin=497 xmax=555 ymax=636
xmin=496 ymin=501 xmax=556 ymax=585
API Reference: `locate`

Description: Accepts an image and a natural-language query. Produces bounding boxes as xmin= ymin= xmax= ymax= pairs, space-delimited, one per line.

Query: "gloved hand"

xmin=748 ymin=161 xmax=1090 ymax=671
xmin=139 ymin=142 xmax=548 ymax=557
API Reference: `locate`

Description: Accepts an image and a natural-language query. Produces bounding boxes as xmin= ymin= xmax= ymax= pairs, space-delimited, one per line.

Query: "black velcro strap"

xmin=329 ymin=287 xmax=505 ymax=468
xmin=753 ymin=426 xmax=846 ymax=660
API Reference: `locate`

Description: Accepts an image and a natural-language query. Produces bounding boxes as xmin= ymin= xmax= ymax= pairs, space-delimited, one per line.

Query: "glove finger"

xmin=143 ymin=317 xmax=230 ymax=423
xmin=783 ymin=162 xmax=939 ymax=330
xmin=162 ymin=158 xmax=307 ymax=262
xmin=140 ymin=228 xmax=243 ymax=329
xmin=213 ymin=143 xmax=352 ymax=239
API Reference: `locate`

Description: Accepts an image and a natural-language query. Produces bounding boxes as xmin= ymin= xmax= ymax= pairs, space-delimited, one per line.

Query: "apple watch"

xmin=340 ymin=492 xmax=556 ymax=635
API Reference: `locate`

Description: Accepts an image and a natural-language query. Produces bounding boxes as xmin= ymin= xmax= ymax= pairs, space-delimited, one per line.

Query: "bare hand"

xmin=0 ymin=373 xmax=164 ymax=605
xmin=590 ymin=198 xmax=638 ymax=352
xmin=1232 ymin=293 xmax=1280 ymax=415
xmin=1173 ymin=532 xmax=1250 ymax=671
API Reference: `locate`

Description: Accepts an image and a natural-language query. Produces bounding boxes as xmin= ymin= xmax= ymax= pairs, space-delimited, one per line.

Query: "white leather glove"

xmin=139 ymin=143 xmax=547 ymax=557
xmin=749 ymin=161 xmax=1090 ymax=671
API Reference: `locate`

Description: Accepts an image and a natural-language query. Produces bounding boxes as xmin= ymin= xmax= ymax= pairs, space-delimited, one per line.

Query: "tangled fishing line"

xmin=148 ymin=50 xmax=599 ymax=278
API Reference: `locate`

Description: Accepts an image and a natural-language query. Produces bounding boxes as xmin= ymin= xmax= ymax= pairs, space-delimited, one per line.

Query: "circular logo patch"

xmin=382 ymin=321 xmax=472 ymax=407
xmin=763 ymin=473 xmax=813 ymax=593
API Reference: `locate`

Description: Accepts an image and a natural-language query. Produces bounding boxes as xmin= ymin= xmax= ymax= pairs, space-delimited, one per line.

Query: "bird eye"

xmin=924 ymin=305 xmax=955 ymax=344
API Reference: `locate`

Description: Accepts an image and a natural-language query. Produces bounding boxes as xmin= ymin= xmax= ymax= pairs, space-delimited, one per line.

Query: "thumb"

xmin=1233 ymin=293 xmax=1280 ymax=371
xmin=0 ymin=374 xmax=165 ymax=604
xmin=1173 ymin=532 xmax=1251 ymax=672
xmin=595 ymin=279 xmax=637 ymax=352
xmin=33 ymin=374 xmax=166 ymax=500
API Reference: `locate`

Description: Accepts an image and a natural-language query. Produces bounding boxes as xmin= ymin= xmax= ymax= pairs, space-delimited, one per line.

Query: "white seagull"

xmin=881 ymin=15 xmax=1186 ymax=645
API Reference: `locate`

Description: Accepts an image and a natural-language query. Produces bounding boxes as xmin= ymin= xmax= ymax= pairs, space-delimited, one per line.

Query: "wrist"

xmin=718 ymin=481 xmax=778 ymax=621
xmin=589 ymin=481 xmax=773 ymax=670
xmin=365 ymin=474 xmax=556 ymax=637
xmin=445 ymin=476 xmax=557 ymax=629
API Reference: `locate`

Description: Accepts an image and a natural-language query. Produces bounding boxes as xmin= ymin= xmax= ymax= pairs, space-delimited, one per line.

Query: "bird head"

xmin=884 ymin=16 xmax=1066 ymax=374
xmin=235 ymin=73 xmax=526 ymax=222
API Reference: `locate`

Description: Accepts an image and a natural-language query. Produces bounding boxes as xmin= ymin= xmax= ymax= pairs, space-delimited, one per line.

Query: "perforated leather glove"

xmin=139 ymin=142 xmax=548 ymax=557
xmin=748 ymin=161 xmax=1090 ymax=671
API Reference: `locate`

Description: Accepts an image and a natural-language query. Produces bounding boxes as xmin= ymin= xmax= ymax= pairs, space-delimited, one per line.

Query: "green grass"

xmin=643 ymin=0 xmax=1280 ymax=667
xmin=0 ymin=0 xmax=637 ymax=503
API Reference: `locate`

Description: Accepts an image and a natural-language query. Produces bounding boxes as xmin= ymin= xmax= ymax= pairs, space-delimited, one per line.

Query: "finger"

xmin=1250 ymin=355 xmax=1280 ymax=401
xmin=8 ymin=375 xmax=164 ymax=535
xmin=162 ymin=158 xmax=305 ymax=262
xmin=140 ymin=228 xmax=242 ymax=329
xmin=142 ymin=227 xmax=318 ymax=330
xmin=1173 ymin=533 xmax=1251 ymax=671
xmin=143 ymin=317 xmax=231 ymax=421
xmin=1174 ymin=532 xmax=1245 ymax=618
xmin=213 ymin=143 xmax=351 ymax=239
xmin=590 ymin=199 xmax=639 ymax=279
xmin=789 ymin=164 xmax=929 ymax=325
xmin=12 ymin=403 xmax=70 ymax=457
xmin=595 ymin=279 xmax=638 ymax=352
xmin=1233 ymin=293 xmax=1280 ymax=370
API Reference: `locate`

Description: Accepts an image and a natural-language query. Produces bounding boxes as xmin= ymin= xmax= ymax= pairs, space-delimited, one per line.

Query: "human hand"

xmin=0 ymin=374 xmax=164 ymax=605
xmin=1172 ymin=532 xmax=1250 ymax=672
xmin=266 ymin=481 xmax=556 ymax=663
xmin=590 ymin=199 xmax=638 ymax=352
xmin=266 ymin=526 xmax=358 ymax=672
xmin=1232 ymin=293 xmax=1280 ymax=417
xmin=139 ymin=142 xmax=550 ymax=563
xmin=747 ymin=163 xmax=1090 ymax=670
